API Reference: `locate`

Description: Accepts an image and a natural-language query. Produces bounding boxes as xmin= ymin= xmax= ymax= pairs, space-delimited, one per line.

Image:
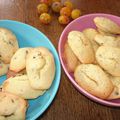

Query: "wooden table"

xmin=1 ymin=0 xmax=120 ymax=120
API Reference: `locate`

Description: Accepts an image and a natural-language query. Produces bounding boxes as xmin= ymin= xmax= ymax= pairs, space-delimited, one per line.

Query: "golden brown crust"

xmin=83 ymin=28 xmax=99 ymax=63
xmin=63 ymin=43 xmax=80 ymax=73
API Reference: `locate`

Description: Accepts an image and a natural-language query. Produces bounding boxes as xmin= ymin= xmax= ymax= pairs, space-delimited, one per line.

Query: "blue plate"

xmin=0 ymin=20 xmax=61 ymax=120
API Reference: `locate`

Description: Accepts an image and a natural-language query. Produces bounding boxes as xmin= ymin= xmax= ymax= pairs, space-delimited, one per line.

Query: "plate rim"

xmin=0 ymin=19 xmax=61 ymax=119
xmin=58 ymin=13 xmax=120 ymax=107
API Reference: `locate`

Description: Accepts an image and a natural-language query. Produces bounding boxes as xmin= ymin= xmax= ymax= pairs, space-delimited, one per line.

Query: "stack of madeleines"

xmin=63 ymin=17 xmax=120 ymax=100
xmin=0 ymin=28 xmax=55 ymax=120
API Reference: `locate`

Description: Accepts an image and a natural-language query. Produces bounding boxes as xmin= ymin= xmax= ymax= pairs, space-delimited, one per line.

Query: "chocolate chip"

xmin=9 ymin=41 xmax=14 ymax=46
xmin=11 ymin=99 xmax=14 ymax=103
xmin=115 ymin=91 xmax=119 ymax=95
xmin=33 ymin=56 xmax=36 ymax=59
xmin=26 ymin=50 xmax=28 ymax=54
xmin=0 ymin=88 xmax=2 ymax=91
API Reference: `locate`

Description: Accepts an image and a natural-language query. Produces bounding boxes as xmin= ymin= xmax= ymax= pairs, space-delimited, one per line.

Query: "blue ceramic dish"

xmin=0 ymin=20 xmax=61 ymax=120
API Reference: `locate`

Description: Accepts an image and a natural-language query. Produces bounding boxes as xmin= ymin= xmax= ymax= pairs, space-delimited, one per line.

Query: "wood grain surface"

xmin=0 ymin=0 xmax=120 ymax=120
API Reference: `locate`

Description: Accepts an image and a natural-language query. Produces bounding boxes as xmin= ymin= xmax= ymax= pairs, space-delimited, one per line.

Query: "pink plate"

xmin=58 ymin=13 xmax=120 ymax=107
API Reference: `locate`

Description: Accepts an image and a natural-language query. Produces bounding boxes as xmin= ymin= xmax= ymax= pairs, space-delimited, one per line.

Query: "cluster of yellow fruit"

xmin=37 ymin=0 xmax=81 ymax=25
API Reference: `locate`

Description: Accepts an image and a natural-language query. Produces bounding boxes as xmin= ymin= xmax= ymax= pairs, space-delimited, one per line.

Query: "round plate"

xmin=0 ymin=20 xmax=61 ymax=120
xmin=58 ymin=13 xmax=120 ymax=107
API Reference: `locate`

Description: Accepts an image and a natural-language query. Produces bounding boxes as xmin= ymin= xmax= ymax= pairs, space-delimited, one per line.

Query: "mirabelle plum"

xmin=37 ymin=3 xmax=48 ymax=14
xmin=64 ymin=0 xmax=73 ymax=9
xmin=51 ymin=2 xmax=62 ymax=13
xmin=71 ymin=9 xmax=81 ymax=19
xmin=60 ymin=7 xmax=71 ymax=17
xmin=39 ymin=13 xmax=52 ymax=24
xmin=58 ymin=15 xmax=70 ymax=25
xmin=40 ymin=0 xmax=52 ymax=6
xmin=52 ymin=0 xmax=61 ymax=2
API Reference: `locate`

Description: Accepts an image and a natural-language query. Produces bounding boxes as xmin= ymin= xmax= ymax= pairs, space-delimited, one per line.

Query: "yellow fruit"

xmin=52 ymin=0 xmax=61 ymax=2
xmin=64 ymin=0 xmax=73 ymax=9
xmin=39 ymin=13 xmax=52 ymax=24
xmin=71 ymin=9 xmax=81 ymax=19
xmin=37 ymin=3 xmax=48 ymax=14
xmin=58 ymin=15 xmax=70 ymax=25
xmin=40 ymin=0 xmax=52 ymax=6
xmin=60 ymin=7 xmax=71 ymax=17
xmin=51 ymin=2 xmax=62 ymax=13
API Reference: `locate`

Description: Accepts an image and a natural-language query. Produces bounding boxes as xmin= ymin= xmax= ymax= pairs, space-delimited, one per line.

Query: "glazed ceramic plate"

xmin=58 ymin=13 xmax=120 ymax=107
xmin=0 ymin=20 xmax=61 ymax=120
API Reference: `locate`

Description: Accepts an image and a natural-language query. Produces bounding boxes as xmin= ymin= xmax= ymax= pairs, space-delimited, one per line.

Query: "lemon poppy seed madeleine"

xmin=94 ymin=17 xmax=120 ymax=34
xmin=94 ymin=34 xmax=120 ymax=47
xmin=83 ymin=28 xmax=99 ymax=64
xmin=83 ymin=28 xmax=99 ymax=53
xmin=74 ymin=64 xmax=114 ymax=99
xmin=107 ymin=75 xmax=120 ymax=99
xmin=96 ymin=46 xmax=120 ymax=76
xmin=68 ymin=31 xmax=95 ymax=63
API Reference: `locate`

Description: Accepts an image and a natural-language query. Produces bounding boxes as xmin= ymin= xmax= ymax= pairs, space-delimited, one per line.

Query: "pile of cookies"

xmin=0 ymin=28 xmax=55 ymax=119
xmin=63 ymin=17 xmax=120 ymax=100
